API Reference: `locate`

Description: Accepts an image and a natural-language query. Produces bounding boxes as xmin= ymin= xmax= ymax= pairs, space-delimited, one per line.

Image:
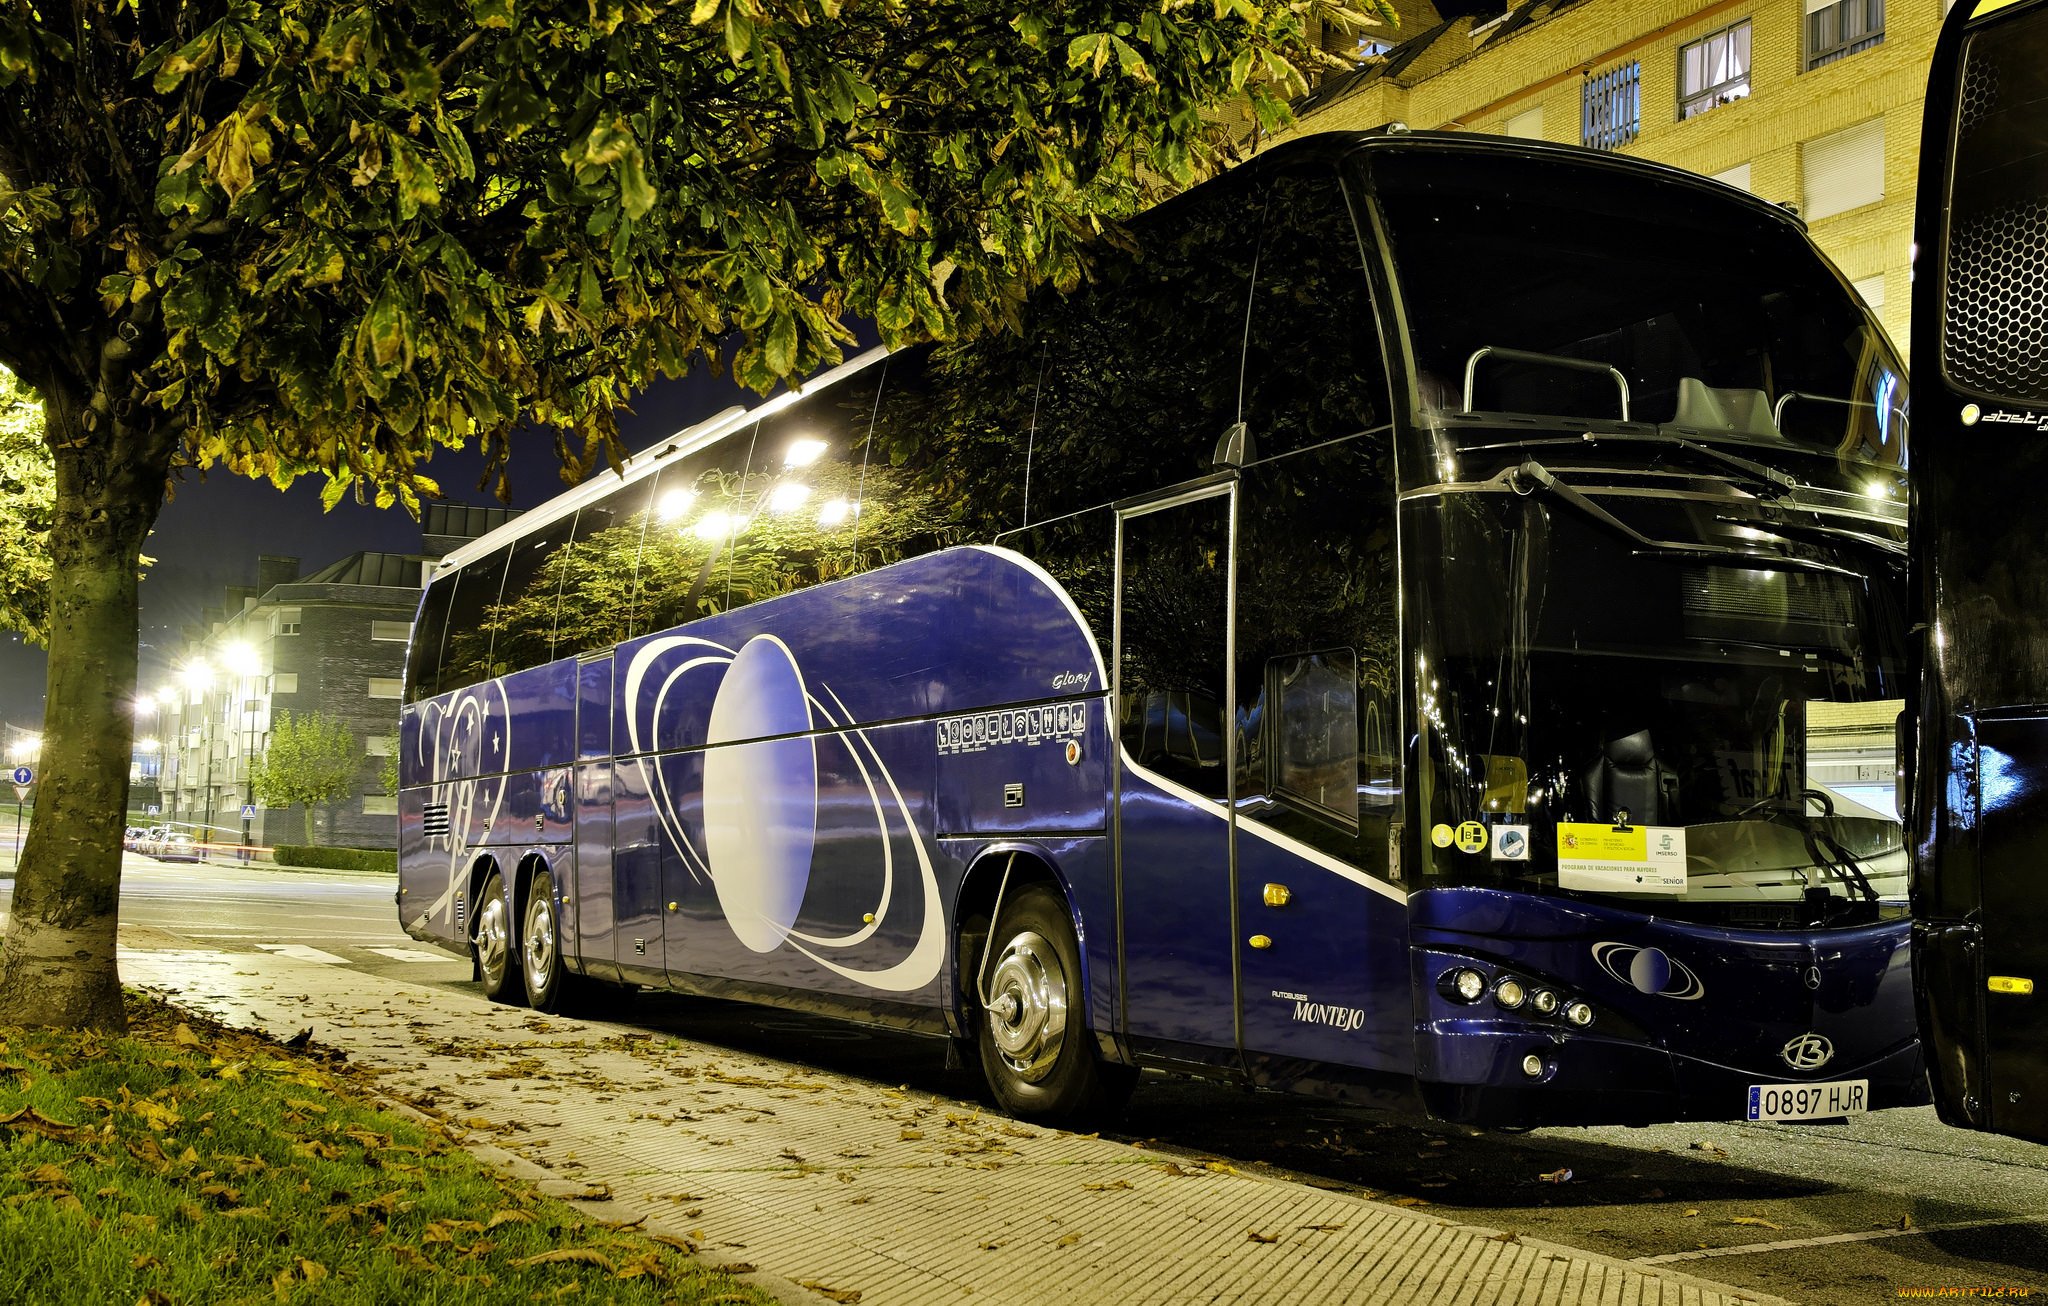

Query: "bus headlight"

xmin=1564 ymin=1001 xmax=1595 ymax=1028
xmin=1494 ymin=978 xmax=1527 ymax=1009
xmin=1530 ymin=988 xmax=1560 ymax=1017
xmin=1522 ymin=1054 xmax=1545 ymax=1077
xmin=1440 ymin=967 xmax=1488 ymax=1003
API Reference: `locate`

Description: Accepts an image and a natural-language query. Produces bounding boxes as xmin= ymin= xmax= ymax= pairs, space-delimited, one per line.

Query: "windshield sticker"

xmin=1454 ymin=821 xmax=1488 ymax=854
xmin=1430 ymin=823 xmax=1455 ymax=849
xmin=1557 ymin=823 xmax=1688 ymax=894
xmin=1492 ymin=823 xmax=1530 ymax=861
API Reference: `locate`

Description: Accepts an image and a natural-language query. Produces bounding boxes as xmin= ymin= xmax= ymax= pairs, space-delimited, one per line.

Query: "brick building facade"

xmin=150 ymin=504 xmax=515 ymax=852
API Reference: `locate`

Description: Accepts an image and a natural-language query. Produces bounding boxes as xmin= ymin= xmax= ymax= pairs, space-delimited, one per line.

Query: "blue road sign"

xmin=9 ymin=766 xmax=29 ymax=786
xmin=242 ymin=804 xmax=256 ymax=819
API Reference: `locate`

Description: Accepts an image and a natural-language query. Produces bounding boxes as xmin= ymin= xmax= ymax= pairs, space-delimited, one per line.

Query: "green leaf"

xmin=616 ymin=145 xmax=656 ymax=219
xmin=763 ymin=310 xmax=797 ymax=378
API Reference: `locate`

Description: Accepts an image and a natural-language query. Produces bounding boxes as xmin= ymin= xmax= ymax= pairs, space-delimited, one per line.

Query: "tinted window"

xmin=1119 ymin=493 xmax=1233 ymax=801
xmin=1241 ymin=168 xmax=1389 ymax=455
xmin=550 ymin=471 xmax=664 ymax=657
xmin=1371 ymin=150 xmax=1907 ymax=465
xmin=488 ymin=513 xmax=577 ymax=674
xmin=439 ymin=547 xmax=510 ymax=690
xmin=406 ymin=574 xmax=458 ymax=702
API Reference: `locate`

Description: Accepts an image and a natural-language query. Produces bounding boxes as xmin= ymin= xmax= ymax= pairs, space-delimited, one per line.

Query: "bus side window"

xmin=438 ymin=546 xmax=511 ymax=691
xmin=1232 ymin=165 xmax=1402 ymax=873
xmin=547 ymin=471 xmax=662 ymax=654
xmin=488 ymin=512 xmax=577 ymax=675
xmin=407 ymin=572 xmax=459 ymax=702
xmin=1240 ymin=167 xmax=1390 ymax=456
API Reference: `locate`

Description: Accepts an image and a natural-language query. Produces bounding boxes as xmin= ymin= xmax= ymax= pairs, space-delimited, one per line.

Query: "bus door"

xmin=1114 ymin=478 xmax=1243 ymax=1067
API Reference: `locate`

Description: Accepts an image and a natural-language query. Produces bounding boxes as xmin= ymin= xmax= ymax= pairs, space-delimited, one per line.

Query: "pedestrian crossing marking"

xmin=253 ymin=943 xmax=349 ymax=965
xmin=365 ymin=946 xmax=460 ymax=964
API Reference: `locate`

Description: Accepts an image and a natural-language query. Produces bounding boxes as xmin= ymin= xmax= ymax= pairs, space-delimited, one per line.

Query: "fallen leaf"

xmin=1056 ymin=1233 xmax=1081 ymax=1247
xmin=1246 ymin=1229 xmax=1280 ymax=1244
xmin=1490 ymin=1231 xmax=1521 ymax=1244
xmin=1081 ymin=1180 xmax=1131 ymax=1192
xmin=172 ymin=1024 xmax=202 ymax=1047
xmin=514 ymin=1249 xmax=617 ymax=1271
xmin=1684 ymin=1209 xmax=1701 ymax=1218
xmin=1298 ymin=1223 xmax=1345 ymax=1232
xmin=1 ymin=1105 xmax=82 ymax=1139
xmin=1538 ymin=1168 xmax=1573 ymax=1184
xmin=1729 ymin=1216 xmax=1782 ymax=1229
xmin=487 ymin=1209 xmax=535 ymax=1229
xmin=979 ymin=1239 xmax=1005 ymax=1251
xmin=899 ymin=1129 xmax=923 ymax=1141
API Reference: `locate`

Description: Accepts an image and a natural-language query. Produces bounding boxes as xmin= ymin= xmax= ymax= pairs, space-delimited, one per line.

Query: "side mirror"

xmin=1212 ymin=421 xmax=1255 ymax=468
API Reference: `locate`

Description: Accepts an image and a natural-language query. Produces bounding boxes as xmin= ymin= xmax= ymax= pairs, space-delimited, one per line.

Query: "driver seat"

xmin=1581 ymin=729 xmax=1679 ymax=826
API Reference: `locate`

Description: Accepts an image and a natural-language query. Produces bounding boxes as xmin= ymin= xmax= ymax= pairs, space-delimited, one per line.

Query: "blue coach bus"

xmin=399 ymin=130 xmax=1925 ymax=1128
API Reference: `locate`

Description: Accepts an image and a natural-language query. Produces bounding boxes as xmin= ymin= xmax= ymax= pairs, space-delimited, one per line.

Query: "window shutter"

xmin=1713 ymin=162 xmax=1753 ymax=192
xmin=1803 ymin=119 xmax=1884 ymax=220
xmin=1504 ymin=106 xmax=1544 ymax=139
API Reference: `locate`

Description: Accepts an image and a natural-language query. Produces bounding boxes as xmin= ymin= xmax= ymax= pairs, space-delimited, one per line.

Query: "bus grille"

xmin=422 ymin=802 xmax=451 ymax=837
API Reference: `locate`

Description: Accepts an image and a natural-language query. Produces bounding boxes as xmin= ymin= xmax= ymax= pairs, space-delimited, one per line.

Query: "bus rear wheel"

xmin=521 ymin=868 xmax=574 ymax=1013
xmin=976 ymin=885 xmax=1131 ymax=1127
xmin=474 ymin=869 xmax=526 ymax=1005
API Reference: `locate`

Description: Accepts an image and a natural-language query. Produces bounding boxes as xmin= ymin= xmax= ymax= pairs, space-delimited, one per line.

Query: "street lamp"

xmin=222 ymin=641 xmax=261 ymax=861
xmin=154 ymin=686 xmax=180 ymax=824
xmin=181 ymin=659 xmax=214 ymax=859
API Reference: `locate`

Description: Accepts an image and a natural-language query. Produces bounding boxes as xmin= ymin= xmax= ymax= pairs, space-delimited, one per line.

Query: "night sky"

xmin=0 ymin=367 xmax=760 ymax=732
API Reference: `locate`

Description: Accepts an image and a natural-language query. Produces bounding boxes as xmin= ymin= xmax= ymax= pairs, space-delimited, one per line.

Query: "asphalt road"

xmin=4 ymin=855 xmax=2045 ymax=1303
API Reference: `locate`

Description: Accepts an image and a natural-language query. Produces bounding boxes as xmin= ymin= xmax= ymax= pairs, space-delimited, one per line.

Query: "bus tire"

xmin=521 ymin=867 xmax=574 ymax=1013
xmin=474 ymin=868 xmax=527 ymax=1005
xmin=976 ymin=885 xmax=1131 ymax=1128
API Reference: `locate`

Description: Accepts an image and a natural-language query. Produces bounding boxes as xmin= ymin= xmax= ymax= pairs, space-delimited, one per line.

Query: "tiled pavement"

xmin=118 ymin=938 xmax=1791 ymax=1306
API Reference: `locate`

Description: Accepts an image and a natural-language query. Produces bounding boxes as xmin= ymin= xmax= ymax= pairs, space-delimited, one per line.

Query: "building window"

xmin=1808 ymin=0 xmax=1884 ymax=70
xmin=366 ymin=736 xmax=395 ymax=757
xmin=1504 ymin=105 xmax=1544 ymax=139
xmin=1853 ymin=273 xmax=1885 ymax=309
xmin=1713 ymin=162 xmax=1754 ymax=192
xmin=368 ymin=677 xmax=404 ymax=700
xmin=370 ymin=620 xmax=410 ymax=643
xmin=273 ymin=608 xmax=302 ymax=637
xmin=1803 ymin=118 xmax=1885 ymax=220
xmin=363 ymin=794 xmax=399 ymax=816
xmin=270 ymin=672 xmax=298 ymax=695
xmin=1582 ymin=62 xmax=1640 ymax=152
xmin=1680 ymin=21 xmax=1752 ymax=120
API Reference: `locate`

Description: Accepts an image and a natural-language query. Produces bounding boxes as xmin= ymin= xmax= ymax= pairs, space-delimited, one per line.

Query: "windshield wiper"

xmin=1507 ymin=459 xmax=1861 ymax=579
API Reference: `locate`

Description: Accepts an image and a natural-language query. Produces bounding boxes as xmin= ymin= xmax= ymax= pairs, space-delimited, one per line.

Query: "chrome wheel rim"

xmin=523 ymin=889 xmax=557 ymax=995
xmin=475 ymin=890 xmax=511 ymax=987
xmin=984 ymin=929 xmax=1067 ymax=1083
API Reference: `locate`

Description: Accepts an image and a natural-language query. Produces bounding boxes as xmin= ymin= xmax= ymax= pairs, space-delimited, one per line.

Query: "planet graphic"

xmin=1628 ymin=947 xmax=1673 ymax=996
xmin=1590 ymin=941 xmax=1705 ymax=1000
xmin=701 ymin=635 xmax=819 ymax=952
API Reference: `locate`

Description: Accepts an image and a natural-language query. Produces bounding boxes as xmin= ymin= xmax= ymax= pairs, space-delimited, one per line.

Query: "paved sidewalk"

xmin=119 ymin=938 xmax=1791 ymax=1306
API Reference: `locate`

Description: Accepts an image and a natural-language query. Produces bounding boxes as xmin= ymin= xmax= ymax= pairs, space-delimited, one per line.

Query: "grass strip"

xmin=0 ymin=994 xmax=775 ymax=1305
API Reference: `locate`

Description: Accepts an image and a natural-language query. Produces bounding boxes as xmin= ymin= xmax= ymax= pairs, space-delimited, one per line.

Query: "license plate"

xmin=1745 ymin=1078 xmax=1870 ymax=1122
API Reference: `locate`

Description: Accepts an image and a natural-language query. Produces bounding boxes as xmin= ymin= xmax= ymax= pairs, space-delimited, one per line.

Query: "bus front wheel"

xmin=976 ymin=885 xmax=1131 ymax=1127
xmin=474 ymin=869 xmax=526 ymax=1005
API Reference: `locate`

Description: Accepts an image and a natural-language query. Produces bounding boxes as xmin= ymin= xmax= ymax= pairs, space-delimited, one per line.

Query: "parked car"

xmin=153 ymin=831 xmax=200 ymax=863
xmin=123 ymin=827 xmax=141 ymax=851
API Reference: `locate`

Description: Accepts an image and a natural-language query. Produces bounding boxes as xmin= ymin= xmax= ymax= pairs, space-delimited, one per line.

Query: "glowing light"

xmin=658 ymin=488 xmax=698 ymax=522
xmin=156 ymin=687 xmax=179 ymax=708
xmin=783 ymin=438 xmax=827 ymax=468
xmin=817 ymin=498 xmax=853 ymax=527
xmin=768 ymin=483 xmax=811 ymax=513
xmin=138 ymin=737 xmax=161 ymax=753
xmin=181 ymin=660 xmax=213 ymax=691
xmin=1864 ymin=480 xmax=1889 ymax=500
xmin=222 ymin=641 xmax=260 ymax=675
xmin=693 ymin=511 xmax=738 ymax=542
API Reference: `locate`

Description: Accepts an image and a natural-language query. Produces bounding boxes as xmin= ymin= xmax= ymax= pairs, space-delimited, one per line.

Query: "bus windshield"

xmin=1368 ymin=150 xmax=1908 ymax=466
xmin=1410 ymin=496 xmax=1908 ymax=926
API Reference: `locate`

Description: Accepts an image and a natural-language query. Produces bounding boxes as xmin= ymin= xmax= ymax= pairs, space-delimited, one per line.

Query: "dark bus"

xmin=1908 ymin=0 xmax=2048 ymax=1143
xmin=399 ymin=130 xmax=1924 ymax=1128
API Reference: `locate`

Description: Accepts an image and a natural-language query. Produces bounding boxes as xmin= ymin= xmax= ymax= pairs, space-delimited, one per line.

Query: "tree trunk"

xmin=0 ymin=383 xmax=167 ymax=1031
xmin=302 ymin=804 xmax=314 ymax=846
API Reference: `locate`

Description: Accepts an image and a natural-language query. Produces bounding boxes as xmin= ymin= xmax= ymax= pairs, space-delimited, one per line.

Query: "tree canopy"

xmin=250 ymin=710 xmax=360 ymax=845
xmin=0 ymin=366 xmax=51 ymax=644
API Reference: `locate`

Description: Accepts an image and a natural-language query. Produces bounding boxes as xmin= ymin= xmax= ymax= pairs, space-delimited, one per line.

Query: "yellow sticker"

xmin=1455 ymin=821 xmax=1488 ymax=854
xmin=1430 ymin=823 xmax=1455 ymax=848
